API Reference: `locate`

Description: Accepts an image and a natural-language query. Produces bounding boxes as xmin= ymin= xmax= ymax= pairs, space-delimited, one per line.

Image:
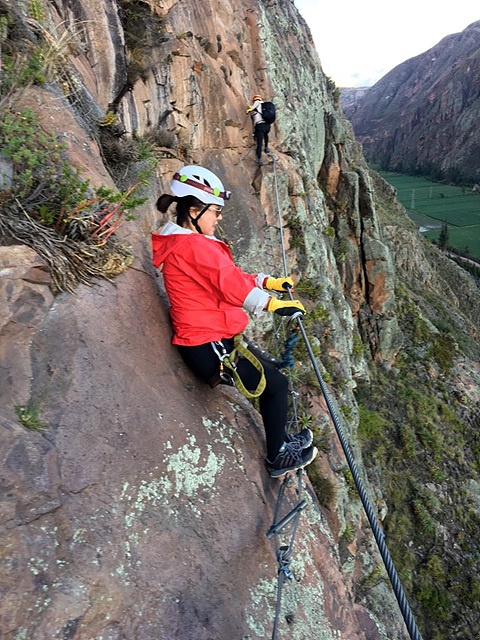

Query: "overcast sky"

xmin=294 ymin=1 xmax=479 ymax=87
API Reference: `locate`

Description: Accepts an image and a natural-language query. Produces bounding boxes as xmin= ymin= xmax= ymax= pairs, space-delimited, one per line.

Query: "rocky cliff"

xmin=338 ymin=87 xmax=369 ymax=114
xmin=1 ymin=1 xmax=480 ymax=640
xmin=342 ymin=21 xmax=480 ymax=185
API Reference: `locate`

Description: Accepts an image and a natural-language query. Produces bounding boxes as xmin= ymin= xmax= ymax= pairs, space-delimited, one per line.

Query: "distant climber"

xmin=246 ymin=94 xmax=275 ymax=165
xmin=151 ymin=165 xmax=318 ymax=477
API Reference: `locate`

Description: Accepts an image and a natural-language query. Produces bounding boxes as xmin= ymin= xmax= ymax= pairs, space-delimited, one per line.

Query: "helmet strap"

xmin=189 ymin=203 xmax=210 ymax=234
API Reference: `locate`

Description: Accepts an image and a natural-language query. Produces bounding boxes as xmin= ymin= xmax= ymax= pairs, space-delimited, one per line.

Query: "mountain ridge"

xmin=342 ymin=20 xmax=480 ymax=184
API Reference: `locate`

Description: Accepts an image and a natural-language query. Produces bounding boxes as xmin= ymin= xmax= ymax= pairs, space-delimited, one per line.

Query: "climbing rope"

xmin=268 ymin=153 xmax=424 ymax=640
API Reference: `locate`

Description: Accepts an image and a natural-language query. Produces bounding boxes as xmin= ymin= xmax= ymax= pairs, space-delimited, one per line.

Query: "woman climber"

xmin=246 ymin=93 xmax=271 ymax=166
xmin=151 ymin=165 xmax=318 ymax=477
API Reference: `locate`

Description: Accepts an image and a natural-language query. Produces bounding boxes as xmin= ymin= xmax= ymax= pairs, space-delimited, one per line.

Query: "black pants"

xmin=177 ymin=338 xmax=288 ymax=460
xmin=254 ymin=122 xmax=271 ymax=161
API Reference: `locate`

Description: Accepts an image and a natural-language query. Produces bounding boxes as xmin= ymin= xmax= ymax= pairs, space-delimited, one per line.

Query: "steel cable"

xmin=268 ymin=153 xmax=424 ymax=640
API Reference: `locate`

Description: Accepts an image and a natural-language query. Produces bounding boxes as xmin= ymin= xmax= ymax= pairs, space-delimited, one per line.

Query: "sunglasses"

xmin=196 ymin=203 xmax=223 ymax=220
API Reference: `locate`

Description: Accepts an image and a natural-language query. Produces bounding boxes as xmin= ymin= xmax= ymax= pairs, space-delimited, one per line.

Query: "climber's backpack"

xmin=261 ymin=101 xmax=276 ymax=124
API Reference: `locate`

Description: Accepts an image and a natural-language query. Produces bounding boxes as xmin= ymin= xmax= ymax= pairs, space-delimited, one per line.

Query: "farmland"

xmin=377 ymin=171 xmax=480 ymax=261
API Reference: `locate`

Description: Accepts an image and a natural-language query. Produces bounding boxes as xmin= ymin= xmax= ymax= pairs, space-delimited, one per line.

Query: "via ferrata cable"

xmin=269 ymin=152 xmax=424 ymax=640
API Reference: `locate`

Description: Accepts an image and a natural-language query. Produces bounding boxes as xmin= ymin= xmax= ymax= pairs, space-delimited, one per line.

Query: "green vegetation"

xmin=341 ymin=521 xmax=355 ymax=544
xmin=326 ymin=76 xmax=340 ymax=109
xmin=357 ymin=405 xmax=388 ymax=445
xmin=0 ymin=2 xmax=165 ymax=292
xmin=98 ymin=123 xmax=159 ymax=188
xmin=286 ymin=213 xmax=306 ymax=251
xmin=378 ymin=171 xmax=480 ymax=260
xmin=450 ymin=255 xmax=480 ymax=284
xmin=354 ymin=285 xmax=480 ymax=638
xmin=351 ymin=332 xmax=365 ymax=360
xmin=295 ymin=277 xmax=323 ymax=301
xmin=296 ymin=413 xmax=315 ymax=429
xmin=0 ymin=108 xmax=136 ymax=292
xmin=308 ymin=468 xmax=336 ymax=507
xmin=313 ymin=424 xmax=331 ymax=454
xmin=28 ymin=0 xmax=46 ymax=22
xmin=425 ymin=225 xmax=480 ymax=262
xmin=358 ymin=563 xmax=385 ymax=591
xmin=373 ymin=151 xmax=476 ymax=188
xmin=341 ymin=467 xmax=358 ymax=499
xmin=16 ymin=402 xmax=45 ymax=431
xmin=333 ymin=236 xmax=350 ymax=263
xmin=118 ymin=0 xmax=168 ymax=84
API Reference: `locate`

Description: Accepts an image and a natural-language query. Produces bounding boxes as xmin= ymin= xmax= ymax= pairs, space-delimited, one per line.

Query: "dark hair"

xmin=156 ymin=194 xmax=205 ymax=227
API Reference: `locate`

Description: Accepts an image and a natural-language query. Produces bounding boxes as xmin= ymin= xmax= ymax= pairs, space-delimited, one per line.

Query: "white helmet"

xmin=171 ymin=165 xmax=231 ymax=207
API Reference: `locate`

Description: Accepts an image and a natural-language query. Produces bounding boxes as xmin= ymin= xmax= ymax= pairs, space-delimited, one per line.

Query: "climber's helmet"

xmin=171 ymin=165 xmax=231 ymax=207
xmin=252 ymin=94 xmax=262 ymax=101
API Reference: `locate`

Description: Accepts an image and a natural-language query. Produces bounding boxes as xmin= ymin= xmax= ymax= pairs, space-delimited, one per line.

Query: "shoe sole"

xmin=268 ymin=446 xmax=318 ymax=478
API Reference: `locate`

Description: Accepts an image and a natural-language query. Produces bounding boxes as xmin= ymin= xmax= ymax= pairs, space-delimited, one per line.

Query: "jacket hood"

xmin=159 ymin=220 xmax=193 ymax=237
xmin=151 ymin=221 xmax=220 ymax=269
xmin=151 ymin=222 xmax=193 ymax=268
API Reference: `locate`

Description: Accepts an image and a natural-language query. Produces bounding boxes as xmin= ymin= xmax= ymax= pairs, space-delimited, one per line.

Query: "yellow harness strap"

xmin=213 ymin=334 xmax=266 ymax=399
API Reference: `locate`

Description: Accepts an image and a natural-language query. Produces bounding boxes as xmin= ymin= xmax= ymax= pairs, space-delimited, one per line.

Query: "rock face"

xmin=343 ymin=21 xmax=480 ymax=184
xmin=1 ymin=1 xmax=479 ymax=640
xmin=338 ymin=87 xmax=369 ymax=114
xmin=4 ymin=247 xmax=373 ymax=640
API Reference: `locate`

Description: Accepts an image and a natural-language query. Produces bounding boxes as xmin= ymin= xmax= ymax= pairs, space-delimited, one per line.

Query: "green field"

xmin=378 ymin=171 xmax=480 ymax=261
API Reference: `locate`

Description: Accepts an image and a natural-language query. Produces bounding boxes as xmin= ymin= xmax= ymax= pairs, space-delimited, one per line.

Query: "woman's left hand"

xmin=267 ymin=298 xmax=305 ymax=316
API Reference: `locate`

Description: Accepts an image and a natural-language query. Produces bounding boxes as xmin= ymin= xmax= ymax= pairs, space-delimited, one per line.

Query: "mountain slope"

xmin=343 ymin=21 xmax=480 ymax=184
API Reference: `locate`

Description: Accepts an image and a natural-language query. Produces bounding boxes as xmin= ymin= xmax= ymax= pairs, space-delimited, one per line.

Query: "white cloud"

xmin=294 ymin=0 xmax=480 ymax=86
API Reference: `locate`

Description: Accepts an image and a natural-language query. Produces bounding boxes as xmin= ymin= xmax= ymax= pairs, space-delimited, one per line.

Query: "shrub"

xmin=16 ymin=402 xmax=45 ymax=431
xmin=308 ymin=469 xmax=336 ymax=508
xmin=0 ymin=108 xmax=136 ymax=291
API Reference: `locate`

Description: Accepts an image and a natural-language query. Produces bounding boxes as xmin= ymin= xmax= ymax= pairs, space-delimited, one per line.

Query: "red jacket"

xmin=152 ymin=223 xmax=268 ymax=346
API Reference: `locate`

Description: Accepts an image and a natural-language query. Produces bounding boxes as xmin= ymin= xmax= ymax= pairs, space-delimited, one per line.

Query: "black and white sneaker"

xmin=266 ymin=443 xmax=318 ymax=478
xmin=285 ymin=427 xmax=313 ymax=450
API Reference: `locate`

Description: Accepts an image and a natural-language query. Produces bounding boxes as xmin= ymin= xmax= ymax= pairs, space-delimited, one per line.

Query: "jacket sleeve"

xmin=243 ymin=287 xmax=270 ymax=316
xmin=187 ymin=239 xmax=270 ymax=315
xmin=247 ymin=100 xmax=262 ymax=117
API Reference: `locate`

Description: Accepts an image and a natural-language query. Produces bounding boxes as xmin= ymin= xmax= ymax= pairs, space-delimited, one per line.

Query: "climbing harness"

xmin=266 ymin=152 xmax=424 ymax=640
xmin=210 ymin=334 xmax=266 ymax=399
xmin=242 ymin=337 xmax=285 ymax=369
